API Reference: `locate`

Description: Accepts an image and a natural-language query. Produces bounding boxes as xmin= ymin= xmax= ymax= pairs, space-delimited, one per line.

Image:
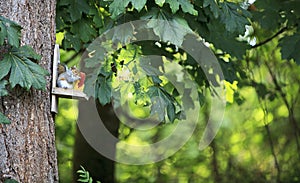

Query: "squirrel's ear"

xmin=58 ymin=63 xmax=67 ymax=74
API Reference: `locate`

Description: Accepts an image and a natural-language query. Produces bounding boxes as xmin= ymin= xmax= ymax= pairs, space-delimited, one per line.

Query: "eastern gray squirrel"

xmin=57 ymin=64 xmax=81 ymax=89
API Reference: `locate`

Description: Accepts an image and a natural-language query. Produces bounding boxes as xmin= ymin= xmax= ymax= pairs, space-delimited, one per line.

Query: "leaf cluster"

xmin=83 ymin=42 xmax=187 ymax=123
xmin=56 ymin=0 xmax=254 ymax=123
xmin=56 ymin=0 xmax=113 ymax=52
xmin=252 ymin=0 xmax=300 ymax=64
xmin=57 ymin=0 xmax=300 ymax=123
xmin=0 ymin=16 xmax=48 ymax=124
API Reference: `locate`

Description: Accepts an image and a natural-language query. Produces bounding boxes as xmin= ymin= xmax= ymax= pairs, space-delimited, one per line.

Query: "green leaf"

xmin=151 ymin=75 xmax=162 ymax=84
xmin=77 ymin=166 xmax=86 ymax=173
xmin=252 ymin=10 xmax=280 ymax=30
xmin=0 ymin=80 xmax=8 ymax=96
xmin=6 ymin=24 xmax=21 ymax=48
xmin=203 ymin=0 xmax=219 ymax=18
xmin=71 ymin=18 xmax=97 ymax=43
xmin=0 ymin=23 xmax=7 ymax=45
xmin=77 ymin=166 xmax=94 ymax=183
xmin=112 ymin=23 xmax=135 ymax=44
xmin=109 ymin=0 xmax=130 ymax=19
xmin=77 ymin=170 xmax=85 ymax=174
xmin=165 ymin=0 xmax=197 ymax=15
xmin=147 ymin=86 xmax=178 ymax=122
xmin=0 ymin=16 xmax=21 ymax=47
xmin=4 ymin=179 xmax=18 ymax=183
xmin=220 ymin=2 xmax=250 ymax=34
xmin=253 ymin=0 xmax=281 ymax=30
xmin=151 ymin=96 xmax=166 ymax=122
xmin=198 ymin=92 xmax=206 ymax=106
xmin=139 ymin=56 xmax=164 ymax=76
xmin=279 ymin=33 xmax=300 ymax=65
xmin=132 ymin=64 xmax=138 ymax=75
xmin=89 ymin=8 xmax=104 ymax=28
xmin=142 ymin=8 xmax=192 ymax=46
xmin=0 ymin=112 xmax=10 ymax=124
xmin=93 ymin=13 xmax=104 ymax=28
xmin=166 ymin=101 xmax=176 ymax=122
xmin=0 ymin=55 xmax=12 ymax=80
xmin=84 ymin=45 xmax=107 ymax=68
xmin=207 ymin=20 xmax=250 ymax=59
xmin=253 ymin=82 xmax=268 ymax=99
xmin=69 ymin=0 xmax=91 ymax=21
xmin=16 ymin=45 xmax=42 ymax=61
xmin=182 ymin=88 xmax=195 ymax=110
xmin=155 ymin=0 xmax=165 ymax=7
xmin=56 ymin=9 xmax=70 ymax=31
xmin=83 ymin=67 xmax=99 ymax=98
xmin=62 ymin=32 xmax=82 ymax=52
xmin=96 ymin=76 xmax=112 ymax=105
xmin=177 ymin=0 xmax=198 ymax=16
xmin=133 ymin=81 xmax=143 ymax=99
xmin=148 ymin=86 xmax=166 ymax=122
xmin=219 ymin=59 xmax=239 ymax=82
xmin=131 ymin=0 xmax=147 ymax=12
xmin=83 ymin=72 xmax=98 ymax=98
xmin=118 ymin=44 xmax=139 ymax=61
xmin=58 ymin=0 xmax=72 ymax=6
xmin=166 ymin=0 xmax=180 ymax=14
xmin=4 ymin=47 xmax=48 ymax=90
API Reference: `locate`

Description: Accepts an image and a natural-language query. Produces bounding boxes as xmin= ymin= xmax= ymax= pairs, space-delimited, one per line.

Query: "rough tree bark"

xmin=0 ymin=1 xmax=58 ymax=182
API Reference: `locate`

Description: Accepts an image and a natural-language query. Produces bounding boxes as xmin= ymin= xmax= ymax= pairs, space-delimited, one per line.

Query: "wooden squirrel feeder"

xmin=51 ymin=44 xmax=88 ymax=113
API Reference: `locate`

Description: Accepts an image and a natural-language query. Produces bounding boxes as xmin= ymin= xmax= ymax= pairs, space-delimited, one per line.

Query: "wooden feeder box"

xmin=51 ymin=44 xmax=88 ymax=113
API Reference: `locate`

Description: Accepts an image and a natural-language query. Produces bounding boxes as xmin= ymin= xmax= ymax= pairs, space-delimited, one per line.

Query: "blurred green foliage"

xmin=54 ymin=0 xmax=300 ymax=182
xmin=55 ymin=44 xmax=84 ymax=182
xmin=55 ymin=99 xmax=78 ymax=182
xmin=56 ymin=41 xmax=300 ymax=183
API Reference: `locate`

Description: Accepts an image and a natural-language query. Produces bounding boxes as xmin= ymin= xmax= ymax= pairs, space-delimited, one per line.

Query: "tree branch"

xmin=264 ymin=123 xmax=281 ymax=183
xmin=265 ymin=61 xmax=300 ymax=158
xmin=252 ymin=27 xmax=288 ymax=49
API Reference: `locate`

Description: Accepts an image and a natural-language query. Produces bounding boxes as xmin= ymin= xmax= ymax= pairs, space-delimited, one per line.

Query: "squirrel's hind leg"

xmin=57 ymin=80 xmax=73 ymax=89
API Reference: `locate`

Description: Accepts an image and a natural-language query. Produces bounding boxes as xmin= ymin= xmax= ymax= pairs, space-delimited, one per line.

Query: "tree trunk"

xmin=0 ymin=1 xmax=58 ymax=182
xmin=73 ymin=101 xmax=120 ymax=183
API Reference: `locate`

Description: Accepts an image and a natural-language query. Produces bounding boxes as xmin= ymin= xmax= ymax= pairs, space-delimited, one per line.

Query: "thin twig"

xmin=211 ymin=140 xmax=221 ymax=183
xmin=259 ymin=97 xmax=282 ymax=183
xmin=252 ymin=27 xmax=288 ymax=49
xmin=264 ymin=123 xmax=281 ymax=183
